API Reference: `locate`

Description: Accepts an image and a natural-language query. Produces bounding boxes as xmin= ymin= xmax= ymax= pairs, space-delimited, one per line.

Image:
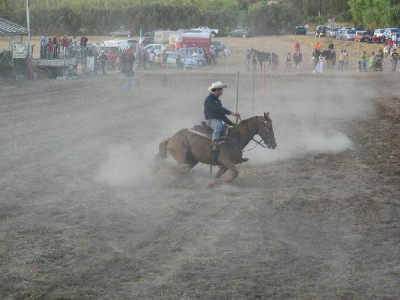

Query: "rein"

xmin=228 ymin=116 xmax=267 ymax=153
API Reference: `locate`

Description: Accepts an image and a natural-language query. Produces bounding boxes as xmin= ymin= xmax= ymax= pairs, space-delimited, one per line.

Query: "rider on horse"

xmin=204 ymin=81 xmax=240 ymax=164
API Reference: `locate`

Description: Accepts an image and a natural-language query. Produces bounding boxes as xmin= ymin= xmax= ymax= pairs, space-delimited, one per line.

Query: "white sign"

xmin=86 ymin=56 xmax=95 ymax=72
xmin=12 ymin=43 xmax=28 ymax=59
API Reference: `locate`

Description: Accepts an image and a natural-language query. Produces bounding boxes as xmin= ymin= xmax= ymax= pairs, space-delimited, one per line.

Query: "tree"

xmin=348 ymin=0 xmax=390 ymax=29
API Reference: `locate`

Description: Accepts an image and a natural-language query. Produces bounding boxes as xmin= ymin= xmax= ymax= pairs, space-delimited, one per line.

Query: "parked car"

xmin=178 ymin=47 xmax=206 ymax=66
xmin=315 ymin=25 xmax=329 ymax=37
xmin=342 ymin=29 xmax=356 ymax=40
xmin=144 ymin=29 xmax=164 ymax=38
xmin=372 ymin=28 xmax=386 ymax=43
xmin=327 ymin=27 xmax=340 ymax=38
xmin=227 ymin=27 xmax=253 ymax=38
xmin=211 ymin=40 xmax=226 ymax=55
xmin=355 ymin=31 xmax=372 ymax=42
xmin=110 ymin=28 xmax=132 ymax=37
xmin=127 ymin=39 xmax=138 ymax=50
xmin=161 ymin=51 xmax=197 ymax=68
xmin=373 ymin=28 xmax=385 ymax=38
xmin=141 ymin=37 xmax=154 ymax=46
xmin=143 ymin=44 xmax=166 ymax=54
xmin=383 ymin=28 xmax=400 ymax=40
xmin=336 ymin=27 xmax=352 ymax=40
xmin=294 ymin=26 xmax=307 ymax=35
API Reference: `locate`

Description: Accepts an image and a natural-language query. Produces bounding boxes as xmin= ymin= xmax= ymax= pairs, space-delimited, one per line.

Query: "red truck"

xmin=175 ymin=31 xmax=211 ymax=50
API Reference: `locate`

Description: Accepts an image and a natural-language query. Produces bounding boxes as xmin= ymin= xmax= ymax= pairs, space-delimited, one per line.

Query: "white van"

xmin=144 ymin=44 xmax=166 ymax=54
xmin=99 ymin=39 xmax=130 ymax=53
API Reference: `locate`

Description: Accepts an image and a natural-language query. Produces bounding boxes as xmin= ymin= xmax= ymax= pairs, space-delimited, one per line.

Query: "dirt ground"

xmin=1 ymin=36 xmax=399 ymax=299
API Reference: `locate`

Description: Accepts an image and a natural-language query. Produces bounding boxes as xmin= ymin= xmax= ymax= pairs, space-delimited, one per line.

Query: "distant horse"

xmin=156 ymin=113 xmax=277 ymax=182
xmin=250 ymin=48 xmax=279 ymax=72
xmin=293 ymin=51 xmax=302 ymax=68
xmin=321 ymin=50 xmax=336 ymax=68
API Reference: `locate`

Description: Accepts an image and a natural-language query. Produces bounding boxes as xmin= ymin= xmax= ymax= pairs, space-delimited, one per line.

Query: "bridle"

xmin=229 ymin=116 xmax=269 ymax=152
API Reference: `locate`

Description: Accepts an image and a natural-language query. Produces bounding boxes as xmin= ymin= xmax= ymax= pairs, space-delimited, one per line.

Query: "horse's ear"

xmin=264 ymin=112 xmax=269 ymax=119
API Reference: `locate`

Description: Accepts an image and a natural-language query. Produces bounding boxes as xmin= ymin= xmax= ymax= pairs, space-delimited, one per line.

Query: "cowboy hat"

xmin=208 ymin=81 xmax=227 ymax=91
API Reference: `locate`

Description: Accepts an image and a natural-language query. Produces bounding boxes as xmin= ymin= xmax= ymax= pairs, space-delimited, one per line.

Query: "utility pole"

xmin=319 ymin=0 xmax=322 ymax=17
xmin=26 ymin=0 xmax=32 ymax=79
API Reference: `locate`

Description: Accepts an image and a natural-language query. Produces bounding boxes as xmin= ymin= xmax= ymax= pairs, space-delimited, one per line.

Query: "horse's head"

xmin=257 ymin=112 xmax=277 ymax=149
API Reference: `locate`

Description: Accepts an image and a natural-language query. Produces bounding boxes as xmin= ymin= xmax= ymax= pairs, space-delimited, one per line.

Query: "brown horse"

xmin=156 ymin=113 xmax=277 ymax=182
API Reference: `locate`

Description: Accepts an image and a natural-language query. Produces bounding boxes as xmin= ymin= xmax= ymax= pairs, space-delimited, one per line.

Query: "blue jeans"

xmin=124 ymin=74 xmax=132 ymax=92
xmin=206 ymin=119 xmax=223 ymax=142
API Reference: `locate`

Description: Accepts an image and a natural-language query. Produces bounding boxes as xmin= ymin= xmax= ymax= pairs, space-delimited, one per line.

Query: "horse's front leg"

xmin=220 ymin=159 xmax=238 ymax=183
xmin=215 ymin=166 xmax=228 ymax=178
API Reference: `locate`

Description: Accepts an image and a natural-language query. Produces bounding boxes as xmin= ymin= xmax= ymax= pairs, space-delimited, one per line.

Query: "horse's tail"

xmin=156 ymin=138 xmax=170 ymax=159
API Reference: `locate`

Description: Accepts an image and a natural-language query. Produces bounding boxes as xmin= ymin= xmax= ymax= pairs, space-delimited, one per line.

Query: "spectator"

xmin=343 ymin=50 xmax=349 ymax=68
xmin=387 ymin=37 xmax=394 ymax=54
xmin=100 ymin=51 xmax=108 ymax=75
xmin=252 ymin=53 xmax=257 ymax=71
xmin=391 ymin=48 xmax=399 ymax=72
xmin=361 ymin=51 xmax=367 ymax=72
xmin=369 ymin=52 xmax=376 ymax=71
xmin=52 ymin=35 xmax=58 ymax=58
xmin=80 ymin=35 xmax=88 ymax=47
xmin=148 ymin=50 xmax=155 ymax=69
xmin=46 ymin=38 xmax=53 ymax=59
xmin=162 ymin=49 xmax=167 ymax=67
xmin=56 ymin=34 xmax=61 ymax=57
xmin=314 ymin=55 xmax=324 ymax=73
xmin=286 ymin=52 xmax=292 ymax=69
xmin=328 ymin=41 xmax=334 ymax=51
xmin=40 ymin=34 xmax=47 ymax=58
xmin=246 ymin=49 xmax=251 ymax=71
xmin=338 ymin=50 xmax=345 ymax=70
xmin=294 ymin=41 xmax=300 ymax=53
xmin=211 ymin=48 xmax=216 ymax=65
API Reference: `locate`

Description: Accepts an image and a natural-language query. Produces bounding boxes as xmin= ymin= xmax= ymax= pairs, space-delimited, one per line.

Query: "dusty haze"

xmin=1 ymin=35 xmax=399 ymax=299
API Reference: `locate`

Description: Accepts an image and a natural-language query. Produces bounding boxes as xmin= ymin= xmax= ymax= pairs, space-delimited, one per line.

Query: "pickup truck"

xmin=192 ymin=26 xmax=219 ymax=36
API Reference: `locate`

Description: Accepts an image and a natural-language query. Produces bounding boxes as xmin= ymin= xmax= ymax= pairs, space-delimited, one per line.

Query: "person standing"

xmin=369 ymin=52 xmax=376 ymax=71
xmin=338 ymin=50 xmax=345 ymax=70
xmin=40 ymin=34 xmax=47 ymax=58
xmin=100 ymin=51 xmax=108 ymax=75
xmin=80 ymin=35 xmax=88 ymax=48
xmin=294 ymin=41 xmax=300 ymax=53
xmin=361 ymin=51 xmax=367 ymax=72
xmin=46 ymin=38 xmax=53 ymax=59
xmin=52 ymin=35 xmax=58 ymax=58
xmin=246 ymin=49 xmax=251 ymax=71
xmin=314 ymin=42 xmax=322 ymax=67
xmin=286 ymin=52 xmax=292 ymax=69
xmin=204 ymin=81 xmax=240 ymax=165
xmin=123 ymin=62 xmax=134 ymax=93
xmin=314 ymin=55 xmax=324 ymax=73
xmin=391 ymin=48 xmax=399 ymax=72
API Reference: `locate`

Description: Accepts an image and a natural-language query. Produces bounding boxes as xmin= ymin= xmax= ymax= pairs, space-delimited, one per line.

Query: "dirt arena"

xmin=1 ymin=36 xmax=399 ymax=299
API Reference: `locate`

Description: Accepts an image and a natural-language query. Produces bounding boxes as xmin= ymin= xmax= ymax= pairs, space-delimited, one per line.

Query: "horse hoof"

xmin=207 ymin=183 xmax=215 ymax=189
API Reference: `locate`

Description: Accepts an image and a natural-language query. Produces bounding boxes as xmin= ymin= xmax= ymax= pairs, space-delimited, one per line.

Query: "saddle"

xmin=190 ymin=121 xmax=248 ymax=166
xmin=190 ymin=121 xmax=230 ymax=141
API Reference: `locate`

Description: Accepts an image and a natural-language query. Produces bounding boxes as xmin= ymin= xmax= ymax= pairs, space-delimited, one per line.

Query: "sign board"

xmin=12 ymin=43 xmax=28 ymax=59
xmin=86 ymin=56 xmax=95 ymax=72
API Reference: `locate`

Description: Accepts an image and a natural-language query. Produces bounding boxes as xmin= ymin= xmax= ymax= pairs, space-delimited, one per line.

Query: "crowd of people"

xmin=40 ymin=34 xmax=89 ymax=59
xmin=250 ymin=39 xmax=400 ymax=74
